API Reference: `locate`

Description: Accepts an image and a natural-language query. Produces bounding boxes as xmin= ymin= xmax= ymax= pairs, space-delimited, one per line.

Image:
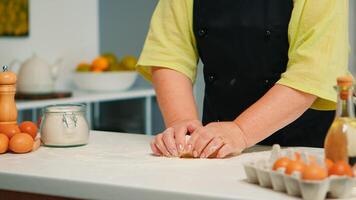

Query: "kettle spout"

xmin=51 ymin=58 xmax=63 ymax=81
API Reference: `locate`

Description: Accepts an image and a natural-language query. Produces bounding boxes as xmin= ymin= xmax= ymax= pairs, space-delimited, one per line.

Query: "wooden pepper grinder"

xmin=0 ymin=65 xmax=18 ymax=125
xmin=0 ymin=65 xmax=20 ymax=138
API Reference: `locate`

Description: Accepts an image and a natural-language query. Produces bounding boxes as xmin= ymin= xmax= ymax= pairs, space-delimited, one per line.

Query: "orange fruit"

xmin=285 ymin=159 xmax=305 ymax=175
xmin=302 ymin=163 xmax=328 ymax=180
xmin=120 ymin=55 xmax=137 ymax=71
xmin=92 ymin=57 xmax=109 ymax=71
xmin=91 ymin=67 xmax=104 ymax=72
xmin=76 ymin=62 xmax=91 ymax=72
xmin=0 ymin=133 xmax=9 ymax=154
xmin=19 ymin=121 xmax=38 ymax=139
xmin=9 ymin=133 xmax=34 ymax=154
xmin=0 ymin=124 xmax=20 ymax=139
xmin=101 ymin=53 xmax=118 ymax=66
xmin=328 ymin=160 xmax=354 ymax=177
xmin=273 ymin=157 xmax=290 ymax=171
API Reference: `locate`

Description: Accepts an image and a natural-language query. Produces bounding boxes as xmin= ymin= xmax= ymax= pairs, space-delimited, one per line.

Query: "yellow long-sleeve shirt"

xmin=137 ymin=0 xmax=350 ymax=110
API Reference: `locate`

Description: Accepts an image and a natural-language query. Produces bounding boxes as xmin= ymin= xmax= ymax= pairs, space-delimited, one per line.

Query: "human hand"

xmin=150 ymin=119 xmax=202 ymax=157
xmin=186 ymin=122 xmax=248 ymax=158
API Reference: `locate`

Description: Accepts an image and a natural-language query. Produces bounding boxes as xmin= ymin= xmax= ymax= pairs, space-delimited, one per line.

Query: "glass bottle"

xmin=324 ymin=76 xmax=356 ymax=165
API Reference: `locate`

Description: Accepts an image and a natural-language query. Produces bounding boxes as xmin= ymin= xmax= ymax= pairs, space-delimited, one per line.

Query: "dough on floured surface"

xmin=179 ymin=152 xmax=194 ymax=158
xmin=179 ymin=135 xmax=219 ymax=158
xmin=179 ymin=135 xmax=194 ymax=158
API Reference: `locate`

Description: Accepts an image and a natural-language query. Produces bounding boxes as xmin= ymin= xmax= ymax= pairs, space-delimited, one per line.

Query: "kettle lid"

xmin=0 ymin=65 xmax=17 ymax=85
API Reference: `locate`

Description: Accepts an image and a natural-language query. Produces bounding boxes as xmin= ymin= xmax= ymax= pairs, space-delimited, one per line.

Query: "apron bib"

xmin=193 ymin=0 xmax=334 ymax=147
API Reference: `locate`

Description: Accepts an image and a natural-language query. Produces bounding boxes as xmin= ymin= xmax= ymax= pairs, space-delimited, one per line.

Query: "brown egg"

xmin=19 ymin=121 xmax=38 ymax=139
xmin=285 ymin=159 xmax=305 ymax=175
xmin=325 ymin=158 xmax=334 ymax=171
xmin=0 ymin=124 xmax=20 ymax=139
xmin=273 ymin=157 xmax=291 ymax=171
xmin=0 ymin=133 xmax=9 ymax=154
xmin=9 ymin=133 xmax=34 ymax=154
xmin=328 ymin=160 xmax=354 ymax=177
xmin=302 ymin=163 xmax=328 ymax=180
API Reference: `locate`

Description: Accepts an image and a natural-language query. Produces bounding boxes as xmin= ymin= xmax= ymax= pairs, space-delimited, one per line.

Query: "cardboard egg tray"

xmin=243 ymin=145 xmax=356 ymax=200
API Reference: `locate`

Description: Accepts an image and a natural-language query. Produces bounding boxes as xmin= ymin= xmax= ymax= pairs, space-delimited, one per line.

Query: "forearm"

xmin=234 ymin=84 xmax=317 ymax=147
xmin=152 ymin=67 xmax=199 ymax=127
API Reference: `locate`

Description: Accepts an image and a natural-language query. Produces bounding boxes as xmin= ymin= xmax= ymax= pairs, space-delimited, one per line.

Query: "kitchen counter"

xmin=0 ymin=131 xmax=355 ymax=200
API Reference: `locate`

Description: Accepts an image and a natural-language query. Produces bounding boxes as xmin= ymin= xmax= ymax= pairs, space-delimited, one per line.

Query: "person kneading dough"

xmin=138 ymin=0 xmax=350 ymax=158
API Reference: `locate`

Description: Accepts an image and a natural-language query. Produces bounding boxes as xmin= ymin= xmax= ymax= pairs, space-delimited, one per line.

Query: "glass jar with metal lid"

xmin=40 ymin=104 xmax=89 ymax=147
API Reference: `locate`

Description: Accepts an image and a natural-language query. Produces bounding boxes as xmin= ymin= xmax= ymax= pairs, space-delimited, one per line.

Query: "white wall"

xmin=99 ymin=0 xmax=158 ymax=89
xmin=100 ymin=0 xmax=157 ymax=58
xmin=350 ymin=0 xmax=356 ymax=75
xmin=0 ymin=0 xmax=99 ymax=90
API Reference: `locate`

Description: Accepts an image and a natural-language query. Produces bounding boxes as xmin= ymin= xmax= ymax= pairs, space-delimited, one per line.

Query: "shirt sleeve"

xmin=137 ymin=0 xmax=198 ymax=83
xmin=277 ymin=0 xmax=350 ymax=110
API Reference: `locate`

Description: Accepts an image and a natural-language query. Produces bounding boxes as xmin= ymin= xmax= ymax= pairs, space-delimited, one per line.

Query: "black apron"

xmin=193 ymin=0 xmax=334 ymax=147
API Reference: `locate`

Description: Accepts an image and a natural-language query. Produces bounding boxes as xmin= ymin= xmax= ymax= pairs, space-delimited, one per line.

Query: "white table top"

xmin=16 ymin=87 xmax=155 ymax=110
xmin=0 ymin=131 xmax=355 ymax=200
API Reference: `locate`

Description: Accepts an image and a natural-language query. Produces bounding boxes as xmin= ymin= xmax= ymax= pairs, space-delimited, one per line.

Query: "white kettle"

xmin=11 ymin=54 xmax=62 ymax=94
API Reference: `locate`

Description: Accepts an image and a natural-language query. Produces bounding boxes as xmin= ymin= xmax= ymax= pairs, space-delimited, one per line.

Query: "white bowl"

xmin=73 ymin=71 xmax=137 ymax=92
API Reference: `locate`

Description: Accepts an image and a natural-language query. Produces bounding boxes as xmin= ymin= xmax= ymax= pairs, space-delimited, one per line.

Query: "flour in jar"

xmin=40 ymin=105 xmax=89 ymax=147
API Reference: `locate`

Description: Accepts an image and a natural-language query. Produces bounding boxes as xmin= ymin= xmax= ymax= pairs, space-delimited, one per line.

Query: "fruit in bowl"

xmin=91 ymin=56 xmax=110 ymax=72
xmin=76 ymin=62 xmax=91 ymax=72
xmin=75 ymin=53 xmax=138 ymax=73
xmin=73 ymin=53 xmax=139 ymax=92
xmin=120 ymin=55 xmax=138 ymax=71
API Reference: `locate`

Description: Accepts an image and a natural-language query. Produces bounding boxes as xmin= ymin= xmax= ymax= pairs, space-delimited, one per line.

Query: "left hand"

xmin=186 ymin=122 xmax=248 ymax=158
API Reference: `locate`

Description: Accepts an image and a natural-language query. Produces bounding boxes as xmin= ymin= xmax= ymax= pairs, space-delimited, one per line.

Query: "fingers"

xmin=194 ymin=133 xmax=214 ymax=158
xmin=150 ymin=140 xmax=162 ymax=156
xmin=154 ymin=133 xmax=171 ymax=157
xmin=185 ymin=128 xmax=199 ymax=156
xmin=216 ymin=144 xmax=232 ymax=158
xmin=187 ymin=123 xmax=200 ymax=134
xmin=174 ymin=126 xmax=187 ymax=154
xmin=184 ymin=123 xmax=202 ymax=155
xmin=187 ymin=128 xmax=214 ymax=158
xmin=216 ymin=144 xmax=242 ymax=158
xmin=150 ymin=120 xmax=204 ymax=158
xmin=200 ymin=136 xmax=224 ymax=158
xmin=162 ymin=128 xmax=178 ymax=157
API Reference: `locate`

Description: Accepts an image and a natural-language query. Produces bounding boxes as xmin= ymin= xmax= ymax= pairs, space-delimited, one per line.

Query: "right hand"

xmin=150 ymin=119 xmax=202 ymax=157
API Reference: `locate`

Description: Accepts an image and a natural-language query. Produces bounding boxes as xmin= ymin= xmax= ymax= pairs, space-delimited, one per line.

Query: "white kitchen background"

xmin=0 ymin=0 xmax=354 ymax=134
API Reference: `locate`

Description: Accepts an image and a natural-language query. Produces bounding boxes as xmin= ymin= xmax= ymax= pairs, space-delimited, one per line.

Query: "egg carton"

xmin=243 ymin=145 xmax=356 ymax=200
